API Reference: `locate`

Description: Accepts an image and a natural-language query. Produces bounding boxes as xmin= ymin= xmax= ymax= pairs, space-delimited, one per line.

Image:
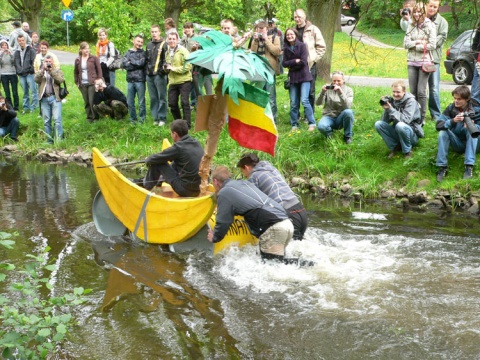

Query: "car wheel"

xmin=453 ymin=62 xmax=473 ymax=85
xmin=347 ymin=20 xmax=354 ymax=26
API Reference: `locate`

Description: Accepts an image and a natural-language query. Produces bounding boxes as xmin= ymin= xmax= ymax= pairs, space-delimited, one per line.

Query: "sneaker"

xmin=344 ymin=136 xmax=352 ymax=144
xmin=158 ymin=121 xmax=166 ymax=126
xmin=436 ymin=167 xmax=448 ymax=182
xmin=308 ymin=125 xmax=315 ymax=132
xmin=404 ymin=151 xmax=413 ymax=159
xmin=291 ymin=126 xmax=298 ymax=132
xmin=463 ymin=165 xmax=474 ymax=180
xmin=154 ymin=121 xmax=159 ymax=126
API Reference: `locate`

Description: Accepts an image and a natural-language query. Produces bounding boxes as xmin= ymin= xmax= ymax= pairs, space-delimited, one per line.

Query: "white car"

xmin=340 ymin=14 xmax=356 ymax=26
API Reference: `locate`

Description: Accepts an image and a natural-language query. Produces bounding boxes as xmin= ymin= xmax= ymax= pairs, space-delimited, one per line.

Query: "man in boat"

xmin=208 ymin=166 xmax=294 ymax=262
xmin=93 ymin=77 xmax=128 ymax=120
xmin=236 ymin=153 xmax=308 ymax=240
xmin=134 ymin=119 xmax=203 ymax=196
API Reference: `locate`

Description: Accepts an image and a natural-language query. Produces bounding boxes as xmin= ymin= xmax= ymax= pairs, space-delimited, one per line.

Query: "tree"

xmin=306 ymin=0 xmax=343 ymax=81
xmin=7 ymin=0 xmax=42 ymax=32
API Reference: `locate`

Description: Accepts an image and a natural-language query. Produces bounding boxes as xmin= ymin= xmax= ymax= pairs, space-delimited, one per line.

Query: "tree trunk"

xmin=307 ymin=0 xmax=343 ymax=81
xmin=164 ymin=0 xmax=181 ymax=26
xmin=198 ymin=79 xmax=228 ymax=196
xmin=8 ymin=0 xmax=42 ymax=33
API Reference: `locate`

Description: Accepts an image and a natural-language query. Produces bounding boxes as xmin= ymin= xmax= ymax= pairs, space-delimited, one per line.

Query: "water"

xmin=1 ymin=158 xmax=480 ymax=359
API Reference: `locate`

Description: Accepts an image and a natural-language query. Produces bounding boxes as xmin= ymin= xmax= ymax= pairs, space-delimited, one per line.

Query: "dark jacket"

xmin=282 ymin=39 xmax=312 ymax=84
xmin=74 ymin=55 xmax=102 ymax=86
xmin=122 ymin=49 xmax=146 ymax=83
xmin=145 ymin=134 xmax=203 ymax=191
xmin=0 ymin=103 xmax=18 ymax=128
xmin=212 ymin=179 xmax=287 ymax=243
xmin=472 ymin=23 xmax=480 ymax=53
xmin=13 ymin=45 xmax=36 ymax=76
xmin=93 ymin=85 xmax=127 ymax=106
xmin=146 ymin=39 xmax=168 ymax=76
xmin=381 ymin=92 xmax=424 ymax=138
xmin=437 ymin=100 xmax=480 ymax=135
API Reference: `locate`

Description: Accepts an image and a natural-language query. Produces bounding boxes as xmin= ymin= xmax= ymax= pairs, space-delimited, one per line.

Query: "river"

xmin=1 ymin=158 xmax=479 ymax=359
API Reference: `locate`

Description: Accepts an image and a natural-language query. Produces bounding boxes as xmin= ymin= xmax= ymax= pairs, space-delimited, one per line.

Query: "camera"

xmin=46 ymin=63 xmax=52 ymax=69
xmin=379 ymin=96 xmax=394 ymax=106
xmin=401 ymin=8 xmax=410 ymax=16
xmin=257 ymin=33 xmax=264 ymax=41
xmin=462 ymin=111 xmax=480 ymax=138
xmin=325 ymin=85 xmax=335 ymax=90
xmin=0 ymin=102 xmax=5 ymax=108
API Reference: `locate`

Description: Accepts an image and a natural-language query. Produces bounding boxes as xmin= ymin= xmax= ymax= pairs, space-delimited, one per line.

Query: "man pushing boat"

xmin=132 ymin=119 xmax=203 ymax=196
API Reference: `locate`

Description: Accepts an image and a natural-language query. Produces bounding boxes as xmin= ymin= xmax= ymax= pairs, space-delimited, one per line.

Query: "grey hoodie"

xmin=0 ymin=40 xmax=16 ymax=75
xmin=9 ymin=28 xmax=31 ymax=52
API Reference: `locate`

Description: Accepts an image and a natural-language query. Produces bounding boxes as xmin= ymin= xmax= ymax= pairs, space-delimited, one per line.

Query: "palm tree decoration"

xmin=187 ymin=30 xmax=276 ymax=195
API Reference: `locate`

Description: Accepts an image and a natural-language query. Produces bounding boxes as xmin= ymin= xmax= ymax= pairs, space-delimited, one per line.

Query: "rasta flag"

xmin=226 ymin=83 xmax=278 ymax=156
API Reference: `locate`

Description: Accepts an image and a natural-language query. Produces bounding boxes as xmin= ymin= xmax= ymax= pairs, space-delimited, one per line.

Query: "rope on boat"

xmin=134 ymin=193 xmax=152 ymax=242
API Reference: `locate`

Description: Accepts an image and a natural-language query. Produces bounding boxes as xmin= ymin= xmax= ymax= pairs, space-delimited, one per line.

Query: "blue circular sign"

xmin=61 ymin=10 xmax=74 ymax=22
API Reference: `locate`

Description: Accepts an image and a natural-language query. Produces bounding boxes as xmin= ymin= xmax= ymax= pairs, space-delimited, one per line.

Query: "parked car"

xmin=444 ymin=29 xmax=476 ymax=85
xmin=340 ymin=14 xmax=356 ymax=26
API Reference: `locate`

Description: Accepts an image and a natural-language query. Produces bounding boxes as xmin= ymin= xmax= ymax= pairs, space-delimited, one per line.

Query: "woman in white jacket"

xmin=404 ymin=3 xmax=436 ymax=124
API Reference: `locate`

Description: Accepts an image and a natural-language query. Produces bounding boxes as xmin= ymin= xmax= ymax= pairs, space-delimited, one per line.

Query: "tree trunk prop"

xmin=199 ymin=78 xmax=227 ymax=196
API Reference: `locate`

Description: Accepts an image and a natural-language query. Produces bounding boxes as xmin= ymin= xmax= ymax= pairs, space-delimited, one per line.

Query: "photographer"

xmin=374 ymin=80 xmax=422 ymax=159
xmin=249 ymin=21 xmax=281 ymax=123
xmin=0 ymin=95 xmax=20 ymax=142
xmin=315 ymin=70 xmax=354 ymax=144
xmin=93 ymin=77 xmax=128 ymax=120
xmin=34 ymin=55 xmax=65 ymax=144
xmin=400 ymin=0 xmax=414 ymax=32
xmin=435 ymin=86 xmax=480 ymax=181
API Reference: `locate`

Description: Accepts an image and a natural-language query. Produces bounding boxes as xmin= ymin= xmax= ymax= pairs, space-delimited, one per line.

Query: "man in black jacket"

xmin=0 ymin=96 xmax=20 ymax=142
xmin=93 ymin=78 xmax=128 ymax=120
xmin=146 ymin=24 xmax=168 ymax=126
xmin=14 ymin=34 xmax=38 ymax=114
xmin=122 ymin=34 xmax=146 ymax=124
xmin=136 ymin=119 xmax=204 ymax=196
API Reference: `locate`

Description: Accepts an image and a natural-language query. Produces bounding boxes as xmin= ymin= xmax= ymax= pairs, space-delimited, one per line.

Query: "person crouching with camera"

xmin=34 ymin=55 xmax=65 ymax=144
xmin=315 ymin=70 xmax=354 ymax=144
xmin=374 ymin=80 xmax=423 ymax=159
xmin=0 ymin=96 xmax=20 ymax=142
xmin=435 ymin=85 xmax=480 ymax=182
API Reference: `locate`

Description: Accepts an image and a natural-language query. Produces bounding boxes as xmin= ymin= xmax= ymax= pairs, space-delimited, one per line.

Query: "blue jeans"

xmin=109 ymin=71 xmax=116 ymax=87
xmin=427 ymin=63 xmax=441 ymax=120
xmin=41 ymin=95 xmax=63 ymax=143
xmin=19 ymin=74 xmax=38 ymax=112
xmin=436 ymin=127 xmax=479 ymax=167
xmin=146 ymin=74 xmax=167 ymax=122
xmin=289 ymin=81 xmax=315 ymax=127
xmin=375 ymin=121 xmax=418 ymax=153
xmin=127 ymin=81 xmax=146 ymax=124
xmin=317 ymin=109 xmax=355 ymax=138
xmin=472 ymin=65 xmax=480 ymax=104
xmin=0 ymin=116 xmax=20 ymax=139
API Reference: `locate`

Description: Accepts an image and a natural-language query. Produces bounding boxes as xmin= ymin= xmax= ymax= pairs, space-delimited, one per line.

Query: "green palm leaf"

xmin=187 ymin=30 xmax=274 ymax=103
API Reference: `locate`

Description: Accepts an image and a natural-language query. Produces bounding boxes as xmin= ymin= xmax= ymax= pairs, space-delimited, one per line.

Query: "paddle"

xmin=96 ymin=160 xmax=145 ymax=168
xmin=92 ymin=191 xmax=127 ymax=236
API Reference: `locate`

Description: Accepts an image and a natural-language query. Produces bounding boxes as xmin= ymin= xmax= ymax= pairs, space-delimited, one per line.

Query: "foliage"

xmin=356 ymin=0 xmax=404 ymax=27
xmin=0 ymin=232 xmax=91 ymax=359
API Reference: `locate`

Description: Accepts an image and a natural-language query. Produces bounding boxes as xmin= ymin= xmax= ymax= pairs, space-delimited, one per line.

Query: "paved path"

xmin=51 ymin=49 xmax=77 ymax=65
xmin=341 ymin=25 xmax=458 ymax=90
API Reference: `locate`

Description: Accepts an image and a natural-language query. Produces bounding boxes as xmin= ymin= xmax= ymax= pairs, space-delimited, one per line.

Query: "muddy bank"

xmin=2 ymin=144 xmax=479 ymax=216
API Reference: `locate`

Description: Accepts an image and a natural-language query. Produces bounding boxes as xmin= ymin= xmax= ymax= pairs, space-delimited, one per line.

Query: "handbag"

xmin=59 ymin=81 xmax=69 ymax=99
xmin=421 ymin=46 xmax=436 ymax=73
xmin=284 ymin=79 xmax=290 ymax=90
xmin=108 ymin=47 xmax=123 ymax=71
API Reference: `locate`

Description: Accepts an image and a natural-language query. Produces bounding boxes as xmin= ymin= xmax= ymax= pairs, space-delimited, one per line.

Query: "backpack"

xmin=107 ymin=44 xmax=123 ymax=71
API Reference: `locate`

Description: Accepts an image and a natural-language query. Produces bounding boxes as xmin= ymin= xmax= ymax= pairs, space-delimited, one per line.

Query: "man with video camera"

xmin=435 ymin=85 xmax=480 ymax=182
xmin=34 ymin=54 xmax=65 ymax=144
xmin=374 ymin=80 xmax=423 ymax=159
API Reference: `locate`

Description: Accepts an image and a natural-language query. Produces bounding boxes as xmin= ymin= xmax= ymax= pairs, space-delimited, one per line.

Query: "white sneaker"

xmin=154 ymin=121 xmax=159 ymax=126
xmin=158 ymin=121 xmax=166 ymax=126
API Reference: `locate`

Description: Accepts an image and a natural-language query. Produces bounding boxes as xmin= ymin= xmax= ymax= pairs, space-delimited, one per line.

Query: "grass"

xmin=3 ymin=29 xmax=479 ymax=200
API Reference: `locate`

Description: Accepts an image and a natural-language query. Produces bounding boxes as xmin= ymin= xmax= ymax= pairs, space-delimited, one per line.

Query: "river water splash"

xmin=1 ymin=159 xmax=479 ymax=359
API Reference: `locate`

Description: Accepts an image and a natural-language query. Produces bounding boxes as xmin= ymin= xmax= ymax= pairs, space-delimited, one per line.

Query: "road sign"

xmin=61 ymin=10 xmax=74 ymax=22
xmin=62 ymin=0 xmax=72 ymax=7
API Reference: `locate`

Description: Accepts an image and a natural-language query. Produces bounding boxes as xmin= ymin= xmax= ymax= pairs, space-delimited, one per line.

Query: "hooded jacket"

xmin=14 ymin=44 xmax=36 ymax=76
xmin=146 ymin=38 xmax=168 ymax=76
xmin=9 ymin=28 xmax=31 ymax=52
xmin=165 ymin=45 xmax=192 ymax=85
xmin=381 ymin=92 xmax=421 ymax=125
xmin=0 ymin=40 xmax=16 ymax=75
xmin=249 ymin=161 xmax=300 ymax=210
